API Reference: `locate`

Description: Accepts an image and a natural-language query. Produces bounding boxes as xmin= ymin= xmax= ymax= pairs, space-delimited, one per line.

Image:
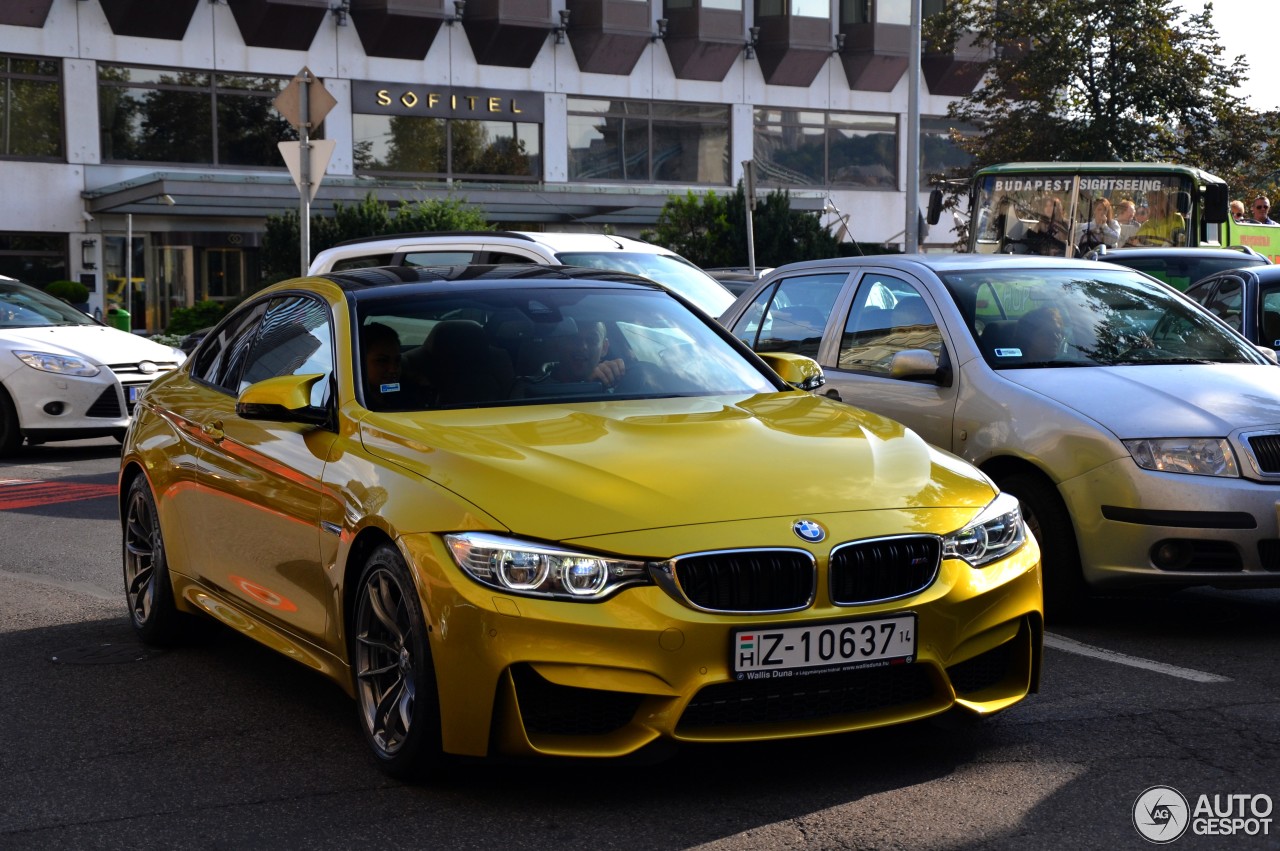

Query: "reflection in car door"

xmin=818 ymin=270 xmax=959 ymax=452
xmin=189 ymin=294 xmax=341 ymax=646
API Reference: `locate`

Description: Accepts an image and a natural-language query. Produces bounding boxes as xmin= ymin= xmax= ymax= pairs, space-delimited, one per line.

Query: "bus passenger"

xmin=1250 ymin=196 xmax=1278 ymax=225
xmin=1078 ymin=198 xmax=1120 ymax=251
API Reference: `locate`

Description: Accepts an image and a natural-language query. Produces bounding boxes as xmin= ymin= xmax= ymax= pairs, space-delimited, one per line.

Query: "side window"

xmin=838 ymin=275 xmax=942 ymax=375
xmin=331 ymin=254 xmax=393 ymax=272
xmin=190 ymin=301 xmax=268 ymax=392
xmin=1261 ymin=288 xmax=1280 ymax=347
xmin=732 ymin=282 xmax=779 ymax=348
xmin=1202 ymin=278 xmax=1243 ymax=331
xmin=485 ymin=251 xmax=541 ymax=264
xmin=238 ymin=295 xmax=335 ymax=407
xmin=402 ymin=250 xmax=478 ymax=266
xmin=1183 ymin=279 xmax=1213 ymax=306
xmin=747 ymin=273 xmax=846 ymax=359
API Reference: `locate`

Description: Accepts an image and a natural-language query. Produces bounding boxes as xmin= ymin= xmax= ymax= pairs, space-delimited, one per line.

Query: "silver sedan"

xmin=721 ymin=254 xmax=1280 ymax=615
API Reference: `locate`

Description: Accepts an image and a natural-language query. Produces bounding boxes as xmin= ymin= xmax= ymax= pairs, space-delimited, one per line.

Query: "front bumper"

xmin=399 ymin=525 xmax=1043 ymax=759
xmin=3 ymin=363 xmax=158 ymax=439
xmin=1062 ymin=456 xmax=1280 ymax=588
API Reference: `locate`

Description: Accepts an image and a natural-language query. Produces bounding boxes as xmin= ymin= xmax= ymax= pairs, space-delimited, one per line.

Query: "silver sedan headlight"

xmin=1123 ymin=438 xmax=1239 ymax=477
xmin=445 ymin=533 xmax=651 ymax=601
xmin=13 ymin=350 xmax=101 ymax=377
xmin=943 ymin=492 xmax=1027 ymax=568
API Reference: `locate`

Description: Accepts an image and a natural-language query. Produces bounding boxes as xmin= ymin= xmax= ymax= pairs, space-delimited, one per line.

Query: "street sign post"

xmin=273 ymin=67 xmax=337 ymax=276
xmin=742 ymin=160 xmax=757 ymax=275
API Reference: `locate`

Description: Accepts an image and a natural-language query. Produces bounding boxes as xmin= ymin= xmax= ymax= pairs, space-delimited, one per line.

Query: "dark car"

xmin=1090 ymin=246 xmax=1270 ymax=291
xmin=703 ymin=267 xmax=774 ymax=297
xmin=1184 ymin=264 xmax=1280 ymax=350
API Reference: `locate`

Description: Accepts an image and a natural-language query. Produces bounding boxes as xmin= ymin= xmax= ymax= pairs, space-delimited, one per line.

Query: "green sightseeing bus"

xmin=931 ymin=161 xmax=1280 ymax=264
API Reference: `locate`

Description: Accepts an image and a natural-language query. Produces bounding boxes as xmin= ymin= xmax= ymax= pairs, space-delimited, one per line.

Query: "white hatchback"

xmin=0 ymin=276 xmax=185 ymax=453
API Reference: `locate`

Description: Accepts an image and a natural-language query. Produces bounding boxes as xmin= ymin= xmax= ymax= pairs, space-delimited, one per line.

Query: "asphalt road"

xmin=2 ymin=439 xmax=1279 ymax=850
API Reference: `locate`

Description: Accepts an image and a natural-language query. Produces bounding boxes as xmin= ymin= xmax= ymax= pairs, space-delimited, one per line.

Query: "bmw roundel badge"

xmin=793 ymin=519 xmax=826 ymax=543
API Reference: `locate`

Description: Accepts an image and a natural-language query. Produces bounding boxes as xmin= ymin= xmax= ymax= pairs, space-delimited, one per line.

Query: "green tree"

xmin=261 ymin=193 xmax=492 ymax=284
xmin=643 ymin=185 xmax=840 ymax=268
xmin=927 ymin=0 xmax=1244 ymax=163
xmin=925 ymin=0 xmax=1280 ymax=203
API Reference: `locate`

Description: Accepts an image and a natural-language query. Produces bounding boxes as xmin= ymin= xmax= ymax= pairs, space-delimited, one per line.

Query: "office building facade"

xmin=0 ymin=0 xmax=978 ymax=330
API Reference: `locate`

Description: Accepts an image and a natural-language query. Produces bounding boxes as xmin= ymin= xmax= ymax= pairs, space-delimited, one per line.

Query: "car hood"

xmin=0 ymin=325 xmax=181 ymax=364
xmin=998 ymin=364 xmax=1280 ymax=438
xmin=360 ymin=392 xmax=995 ymax=540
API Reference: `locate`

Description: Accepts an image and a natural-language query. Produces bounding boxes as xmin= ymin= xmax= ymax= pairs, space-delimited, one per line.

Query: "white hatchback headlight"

xmin=445 ymin=533 xmax=651 ymax=601
xmin=943 ymin=492 xmax=1027 ymax=568
xmin=13 ymin=350 xmax=100 ymax=377
xmin=1123 ymin=438 xmax=1239 ymax=477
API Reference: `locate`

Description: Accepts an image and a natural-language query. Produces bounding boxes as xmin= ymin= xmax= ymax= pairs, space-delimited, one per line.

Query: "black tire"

xmin=122 ymin=475 xmax=184 ymax=645
xmin=351 ymin=543 xmax=442 ymax=780
xmin=995 ymin=470 xmax=1089 ymax=619
xmin=0 ymin=386 xmax=22 ymax=455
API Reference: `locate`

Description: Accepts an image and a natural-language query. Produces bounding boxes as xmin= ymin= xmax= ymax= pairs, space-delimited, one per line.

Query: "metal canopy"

xmin=82 ymin=171 xmax=827 ymax=226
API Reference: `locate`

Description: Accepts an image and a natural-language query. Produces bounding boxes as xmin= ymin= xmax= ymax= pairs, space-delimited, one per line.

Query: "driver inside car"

xmin=1015 ymin=306 xmax=1066 ymax=362
xmin=1131 ymin=189 xmax=1186 ymax=246
xmin=519 ymin=318 xmax=627 ymax=390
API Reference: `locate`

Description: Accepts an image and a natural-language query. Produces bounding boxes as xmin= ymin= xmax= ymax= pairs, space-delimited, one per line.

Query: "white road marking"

xmin=1044 ymin=633 xmax=1231 ymax=683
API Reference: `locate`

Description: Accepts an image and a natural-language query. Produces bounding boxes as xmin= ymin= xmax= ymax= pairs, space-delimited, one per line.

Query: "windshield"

xmin=0 ymin=281 xmax=97 ymax=328
xmin=973 ymin=172 xmax=1197 ymax=257
xmin=554 ymin=251 xmax=735 ymax=317
xmin=941 ymin=267 xmax=1266 ymax=369
xmin=355 ymin=285 xmax=775 ymax=411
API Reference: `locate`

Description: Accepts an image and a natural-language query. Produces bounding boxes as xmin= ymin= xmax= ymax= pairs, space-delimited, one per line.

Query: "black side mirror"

xmin=1202 ymin=183 xmax=1229 ymax=224
xmin=926 ymin=188 xmax=944 ymax=226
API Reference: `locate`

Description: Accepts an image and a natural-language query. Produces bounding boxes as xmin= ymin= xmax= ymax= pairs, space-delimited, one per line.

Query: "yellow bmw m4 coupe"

xmin=119 ymin=264 xmax=1043 ymax=779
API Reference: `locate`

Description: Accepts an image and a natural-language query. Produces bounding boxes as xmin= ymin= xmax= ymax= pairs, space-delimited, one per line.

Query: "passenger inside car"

xmin=360 ymin=322 xmax=406 ymax=410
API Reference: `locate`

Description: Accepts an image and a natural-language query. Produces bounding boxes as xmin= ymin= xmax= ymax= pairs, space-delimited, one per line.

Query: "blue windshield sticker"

xmin=379 ymin=382 xmax=401 ymax=393
xmin=993 ymin=348 xmax=1023 ymax=358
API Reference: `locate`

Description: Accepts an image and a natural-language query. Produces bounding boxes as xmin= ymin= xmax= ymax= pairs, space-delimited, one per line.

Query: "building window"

xmin=0 ymin=54 xmax=63 ymax=160
xmin=567 ymin=98 xmax=730 ymax=185
xmin=0 ymin=233 xmax=67 ymax=288
xmin=920 ymin=116 xmax=975 ymax=191
xmin=754 ymin=108 xmax=898 ymax=189
xmin=353 ymin=115 xmax=540 ymax=182
xmin=98 ymin=65 xmax=298 ymax=166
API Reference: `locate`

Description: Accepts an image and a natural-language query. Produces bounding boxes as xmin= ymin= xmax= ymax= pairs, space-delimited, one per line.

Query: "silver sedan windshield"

xmin=941 ymin=268 xmax=1266 ymax=368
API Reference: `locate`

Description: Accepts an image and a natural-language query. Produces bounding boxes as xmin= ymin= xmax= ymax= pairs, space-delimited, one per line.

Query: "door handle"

xmin=202 ymin=420 xmax=225 ymax=443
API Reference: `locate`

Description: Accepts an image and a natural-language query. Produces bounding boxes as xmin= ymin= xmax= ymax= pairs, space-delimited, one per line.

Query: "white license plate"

xmin=127 ymin=385 xmax=143 ymax=403
xmin=733 ymin=614 xmax=916 ymax=678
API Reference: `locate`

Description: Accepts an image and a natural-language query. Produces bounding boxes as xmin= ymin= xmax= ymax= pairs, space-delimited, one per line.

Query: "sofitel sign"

xmin=352 ymin=80 xmax=544 ymax=123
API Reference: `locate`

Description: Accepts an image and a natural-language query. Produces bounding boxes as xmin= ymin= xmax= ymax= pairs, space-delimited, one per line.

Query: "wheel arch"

xmin=0 ymin=380 xmax=22 ymax=453
xmin=341 ymin=526 xmax=399 ymax=639
xmin=118 ymin=460 xmax=148 ymax=527
xmin=978 ymin=454 xmax=1078 ymax=535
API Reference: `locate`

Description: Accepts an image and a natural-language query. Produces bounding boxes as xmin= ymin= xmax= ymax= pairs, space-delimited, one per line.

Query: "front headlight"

xmin=943 ymin=492 xmax=1027 ymax=568
xmin=1123 ymin=437 xmax=1239 ymax=477
xmin=444 ymin=532 xmax=651 ymax=601
xmin=13 ymin=350 xmax=100 ymax=377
